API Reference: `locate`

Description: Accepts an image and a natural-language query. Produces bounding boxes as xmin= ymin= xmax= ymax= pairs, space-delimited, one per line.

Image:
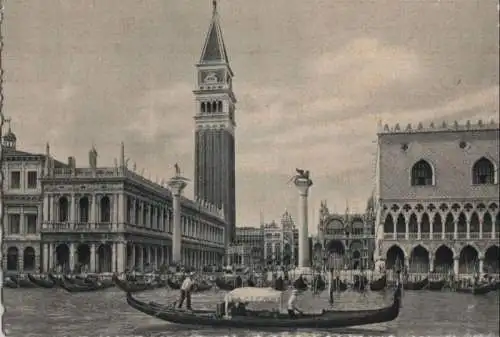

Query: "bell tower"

xmin=193 ymin=1 xmax=236 ymax=244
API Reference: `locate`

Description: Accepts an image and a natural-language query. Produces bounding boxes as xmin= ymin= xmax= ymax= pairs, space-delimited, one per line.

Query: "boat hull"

xmin=28 ymin=274 xmax=57 ymax=288
xmin=370 ymin=276 xmax=387 ymax=291
xmin=60 ymin=278 xmax=114 ymax=293
xmin=403 ymin=278 xmax=428 ymax=290
xmin=428 ymin=280 xmax=445 ymax=291
xmin=113 ymin=275 xmax=161 ymax=293
xmin=125 ymin=285 xmax=402 ymax=329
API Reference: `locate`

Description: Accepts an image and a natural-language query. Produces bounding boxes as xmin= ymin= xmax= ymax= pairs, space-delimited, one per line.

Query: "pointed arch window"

xmin=411 ymin=160 xmax=434 ymax=186
xmin=472 ymin=157 xmax=495 ymax=185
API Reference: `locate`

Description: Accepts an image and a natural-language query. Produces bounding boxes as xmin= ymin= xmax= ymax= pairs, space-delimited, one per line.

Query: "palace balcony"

xmin=383 ymin=232 xmax=498 ymax=241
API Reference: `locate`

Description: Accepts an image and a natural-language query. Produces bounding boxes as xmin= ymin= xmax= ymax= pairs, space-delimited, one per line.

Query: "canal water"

xmin=3 ymin=287 xmax=499 ymax=337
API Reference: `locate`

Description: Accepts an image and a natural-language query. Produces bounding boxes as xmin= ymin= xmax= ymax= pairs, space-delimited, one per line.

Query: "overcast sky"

xmin=4 ymin=0 xmax=499 ymax=232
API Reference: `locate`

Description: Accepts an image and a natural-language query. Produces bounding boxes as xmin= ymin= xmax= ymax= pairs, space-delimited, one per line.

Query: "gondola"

xmin=48 ymin=273 xmax=62 ymax=286
xmin=27 ymin=274 xmax=57 ymax=289
xmin=125 ymin=284 xmax=402 ymax=328
xmin=456 ymin=284 xmax=491 ymax=295
xmin=312 ymin=276 xmax=326 ymax=292
xmin=10 ymin=275 xmax=37 ymax=288
xmin=112 ymin=275 xmax=159 ymax=293
xmin=167 ymin=279 xmax=181 ymax=290
xmin=63 ymin=275 xmax=94 ymax=286
xmin=428 ymin=280 xmax=446 ymax=291
xmin=215 ymin=278 xmax=236 ymax=291
xmin=403 ymin=278 xmax=428 ymax=290
xmin=3 ymin=277 xmax=19 ymax=288
xmin=60 ymin=278 xmax=114 ymax=293
xmin=193 ymin=282 xmax=212 ymax=292
xmin=353 ymin=275 xmax=368 ymax=291
xmin=369 ymin=275 xmax=386 ymax=291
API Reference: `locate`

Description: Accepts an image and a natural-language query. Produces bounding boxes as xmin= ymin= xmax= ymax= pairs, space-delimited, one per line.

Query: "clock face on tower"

xmin=203 ymin=72 xmax=219 ymax=84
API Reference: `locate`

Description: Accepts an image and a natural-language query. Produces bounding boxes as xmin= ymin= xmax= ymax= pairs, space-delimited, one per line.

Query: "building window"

xmin=8 ymin=214 xmax=21 ymax=234
xmin=472 ymin=157 xmax=495 ymax=185
xmin=411 ymin=160 xmax=433 ymax=186
xmin=10 ymin=171 xmax=21 ymax=189
xmin=26 ymin=214 xmax=37 ymax=234
xmin=27 ymin=171 xmax=38 ymax=189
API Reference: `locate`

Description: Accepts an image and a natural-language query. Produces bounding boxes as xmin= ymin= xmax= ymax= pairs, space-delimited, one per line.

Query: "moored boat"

xmin=428 ymin=280 xmax=445 ymax=291
xmin=215 ymin=277 xmax=236 ymax=291
xmin=60 ymin=278 xmax=114 ymax=293
xmin=27 ymin=274 xmax=57 ymax=289
xmin=403 ymin=278 xmax=428 ymax=290
xmin=369 ymin=275 xmax=386 ymax=291
xmin=456 ymin=284 xmax=491 ymax=295
xmin=3 ymin=277 xmax=19 ymax=288
xmin=126 ymin=284 xmax=403 ymax=328
xmin=10 ymin=275 xmax=37 ymax=288
xmin=113 ymin=275 xmax=160 ymax=293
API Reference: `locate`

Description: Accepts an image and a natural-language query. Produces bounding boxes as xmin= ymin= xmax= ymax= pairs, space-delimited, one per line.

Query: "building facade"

xmin=194 ymin=3 xmax=237 ymax=245
xmin=227 ymin=211 xmax=299 ymax=268
xmin=311 ymin=200 xmax=376 ymax=270
xmin=2 ymin=136 xmax=226 ymax=273
xmin=374 ymin=120 xmax=500 ymax=275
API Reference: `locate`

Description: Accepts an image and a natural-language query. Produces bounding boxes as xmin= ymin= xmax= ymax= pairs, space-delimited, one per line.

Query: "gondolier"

xmin=177 ymin=272 xmax=195 ymax=310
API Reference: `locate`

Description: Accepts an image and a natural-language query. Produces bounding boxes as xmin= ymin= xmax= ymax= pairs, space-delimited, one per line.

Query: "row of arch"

xmin=200 ymin=101 xmax=223 ymax=114
xmin=57 ymin=195 xmax=111 ymax=223
xmin=383 ymin=210 xmax=500 ymax=234
xmin=410 ymin=157 xmax=496 ymax=186
xmin=385 ymin=244 xmax=500 ymax=273
xmin=5 ymin=247 xmax=36 ymax=271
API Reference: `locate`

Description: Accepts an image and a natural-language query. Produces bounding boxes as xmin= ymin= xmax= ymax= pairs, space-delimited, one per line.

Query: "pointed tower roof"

xmin=199 ymin=1 xmax=229 ymax=64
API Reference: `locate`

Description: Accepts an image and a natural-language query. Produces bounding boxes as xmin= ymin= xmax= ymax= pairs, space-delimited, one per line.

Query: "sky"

xmin=3 ymin=0 xmax=499 ymax=233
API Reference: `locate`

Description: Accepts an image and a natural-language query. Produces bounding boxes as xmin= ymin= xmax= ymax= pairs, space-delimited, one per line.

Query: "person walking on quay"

xmin=287 ymin=289 xmax=304 ymax=318
xmin=177 ymin=272 xmax=195 ymax=310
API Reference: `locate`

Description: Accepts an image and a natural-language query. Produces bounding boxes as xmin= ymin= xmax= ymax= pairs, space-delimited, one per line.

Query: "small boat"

xmin=370 ymin=276 xmax=387 ymax=291
xmin=403 ymin=278 xmax=428 ymax=290
xmin=126 ymin=284 xmax=403 ymax=328
xmin=3 ymin=277 xmax=19 ymax=288
xmin=167 ymin=279 xmax=181 ymax=290
xmin=27 ymin=274 xmax=57 ymax=289
xmin=193 ymin=282 xmax=212 ymax=292
xmin=331 ymin=278 xmax=348 ymax=292
xmin=63 ymin=275 xmax=94 ymax=286
xmin=428 ymin=280 xmax=445 ymax=291
xmin=456 ymin=284 xmax=491 ymax=295
xmin=10 ymin=275 xmax=37 ymax=288
xmin=113 ymin=275 xmax=160 ymax=293
xmin=60 ymin=278 xmax=113 ymax=293
xmin=353 ymin=275 xmax=368 ymax=291
xmin=215 ymin=278 xmax=236 ymax=291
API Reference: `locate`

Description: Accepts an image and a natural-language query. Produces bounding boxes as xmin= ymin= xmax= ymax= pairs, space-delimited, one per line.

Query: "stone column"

xmin=453 ymin=220 xmax=458 ymax=240
xmin=48 ymin=243 xmax=54 ymax=270
xmin=168 ymin=175 xmax=188 ymax=264
xmin=294 ymin=175 xmax=313 ymax=269
xmin=70 ymin=194 xmax=76 ymax=223
xmin=466 ymin=218 xmax=470 ymax=239
xmin=428 ymin=253 xmax=434 ymax=273
xmin=118 ymin=193 xmax=125 ymax=229
xmin=479 ymin=219 xmax=483 ymax=239
xmin=417 ymin=219 xmax=421 ymax=240
xmin=90 ymin=194 xmax=97 ymax=224
xmin=90 ymin=243 xmax=96 ymax=273
xmin=479 ymin=257 xmax=484 ymax=276
xmin=131 ymin=245 xmax=136 ymax=269
xmin=43 ymin=244 xmax=49 ymax=272
xmin=43 ymin=194 xmax=50 ymax=223
xmin=453 ymin=256 xmax=459 ymax=276
xmin=117 ymin=242 xmax=126 ymax=273
xmin=429 ymin=217 xmax=433 ymax=240
xmin=69 ymin=243 xmax=76 ymax=272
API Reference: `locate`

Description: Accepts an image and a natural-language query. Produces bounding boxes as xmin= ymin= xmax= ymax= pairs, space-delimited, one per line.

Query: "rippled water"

xmin=4 ymin=287 xmax=499 ymax=337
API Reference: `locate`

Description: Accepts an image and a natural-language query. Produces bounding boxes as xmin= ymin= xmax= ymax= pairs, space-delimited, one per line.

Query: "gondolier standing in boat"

xmin=177 ymin=272 xmax=194 ymax=310
xmin=287 ymin=289 xmax=303 ymax=318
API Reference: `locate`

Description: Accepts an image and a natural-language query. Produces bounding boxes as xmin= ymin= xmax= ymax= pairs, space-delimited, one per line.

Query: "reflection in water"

xmin=4 ymin=288 xmax=499 ymax=337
